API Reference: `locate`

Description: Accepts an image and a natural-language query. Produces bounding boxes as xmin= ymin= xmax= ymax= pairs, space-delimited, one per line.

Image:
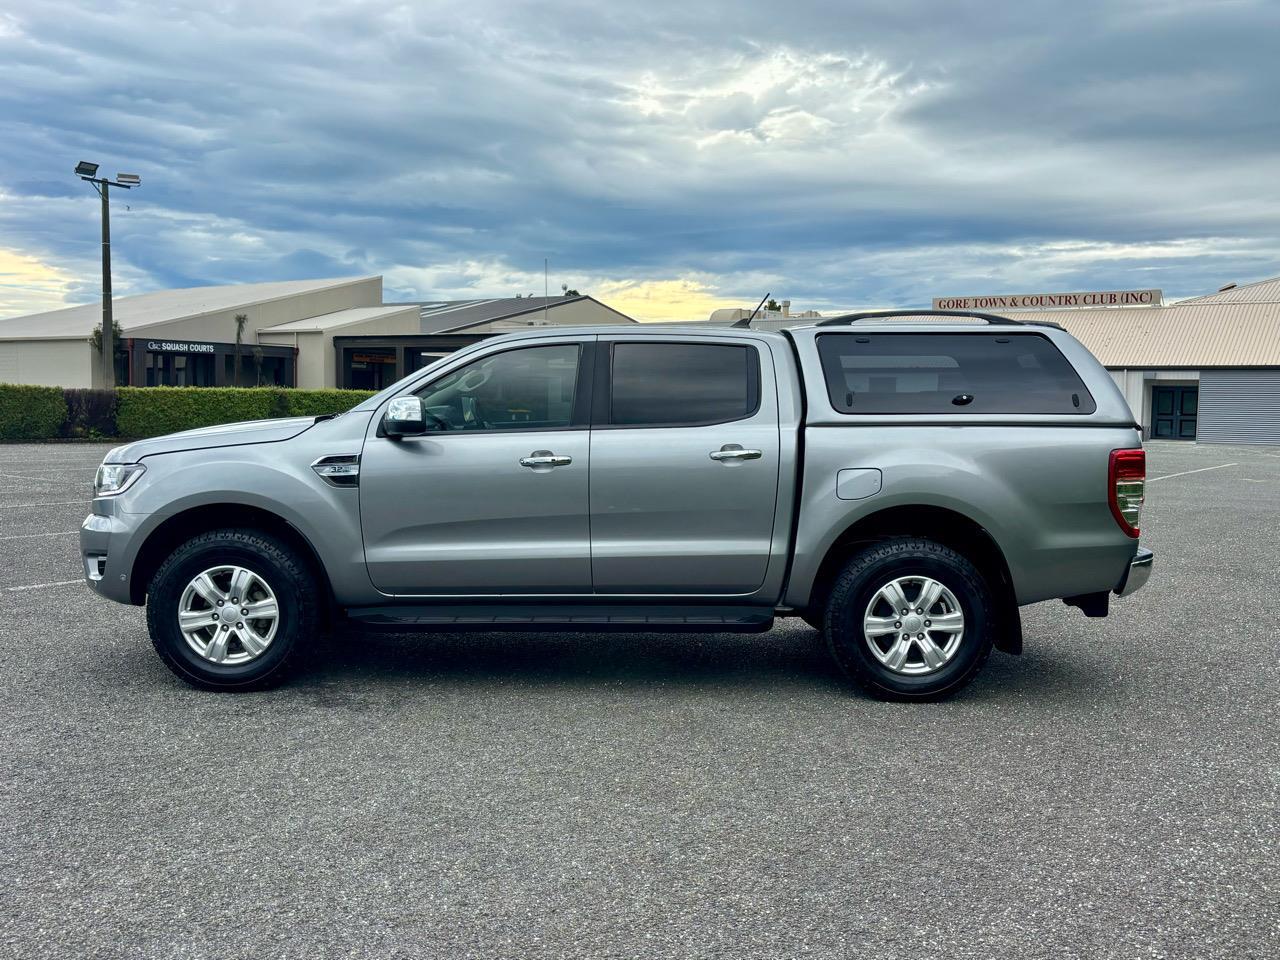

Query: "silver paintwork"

xmin=82 ymin=320 xmax=1151 ymax=627
xmin=178 ymin=565 xmax=279 ymax=664
xmin=862 ymin=575 xmax=964 ymax=675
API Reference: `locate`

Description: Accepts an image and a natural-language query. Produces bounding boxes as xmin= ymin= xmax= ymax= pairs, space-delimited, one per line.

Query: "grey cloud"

xmin=0 ymin=0 xmax=1276 ymax=315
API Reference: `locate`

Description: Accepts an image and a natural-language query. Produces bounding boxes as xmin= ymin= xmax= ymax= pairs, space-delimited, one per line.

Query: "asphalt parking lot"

xmin=2 ymin=440 xmax=1277 ymax=960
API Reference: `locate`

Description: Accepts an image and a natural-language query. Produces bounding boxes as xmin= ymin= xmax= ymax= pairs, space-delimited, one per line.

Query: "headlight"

xmin=94 ymin=463 xmax=146 ymax=497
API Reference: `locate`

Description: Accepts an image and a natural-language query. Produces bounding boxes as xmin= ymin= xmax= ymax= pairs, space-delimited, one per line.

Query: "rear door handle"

xmin=520 ymin=451 xmax=573 ymax=468
xmin=709 ymin=445 xmax=763 ymax=462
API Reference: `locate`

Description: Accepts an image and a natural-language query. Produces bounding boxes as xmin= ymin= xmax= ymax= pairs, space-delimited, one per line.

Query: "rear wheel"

xmin=146 ymin=528 xmax=316 ymax=691
xmin=824 ymin=538 xmax=993 ymax=701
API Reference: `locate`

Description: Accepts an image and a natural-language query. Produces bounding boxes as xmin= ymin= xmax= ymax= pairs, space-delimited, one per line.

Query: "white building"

xmin=0 ymin=276 xmax=634 ymax=390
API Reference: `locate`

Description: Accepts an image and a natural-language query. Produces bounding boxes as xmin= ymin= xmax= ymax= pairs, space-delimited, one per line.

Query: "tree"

xmin=766 ymin=299 xmax=781 ymax=313
xmin=89 ymin=319 xmax=127 ymax=383
xmin=233 ymin=313 xmax=248 ymax=387
xmin=252 ymin=345 xmax=264 ymax=386
xmin=564 ymin=288 xmax=581 ymax=297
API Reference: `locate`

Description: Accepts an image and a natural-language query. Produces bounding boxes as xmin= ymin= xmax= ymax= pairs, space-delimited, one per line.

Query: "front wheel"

xmin=824 ymin=538 xmax=993 ymax=701
xmin=146 ymin=528 xmax=317 ymax=691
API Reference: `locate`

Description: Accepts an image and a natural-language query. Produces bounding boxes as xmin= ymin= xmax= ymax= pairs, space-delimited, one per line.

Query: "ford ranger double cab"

xmin=81 ymin=310 xmax=1152 ymax=700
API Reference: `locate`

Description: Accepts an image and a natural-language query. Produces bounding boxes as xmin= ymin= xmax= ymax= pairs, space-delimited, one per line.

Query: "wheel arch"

xmin=804 ymin=504 xmax=1021 ymax=654
xmin=129 ymin=503 xmax=334 ymax=613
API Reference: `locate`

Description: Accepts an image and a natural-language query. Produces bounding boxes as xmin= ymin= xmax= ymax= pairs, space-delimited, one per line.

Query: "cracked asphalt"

xmin=1 ymin=440 xmax=1276 ymax=959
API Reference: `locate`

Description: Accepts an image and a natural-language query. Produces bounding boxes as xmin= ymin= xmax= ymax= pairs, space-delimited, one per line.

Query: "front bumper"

xmin=80 ymin=509 xmax=141 ymax=604
xmin=1114 ymin=546 xmax=1153 ymax=598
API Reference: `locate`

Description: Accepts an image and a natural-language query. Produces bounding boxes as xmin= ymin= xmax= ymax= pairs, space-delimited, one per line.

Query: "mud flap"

xmin=994 ymin=601 xmax=1023 ymax=655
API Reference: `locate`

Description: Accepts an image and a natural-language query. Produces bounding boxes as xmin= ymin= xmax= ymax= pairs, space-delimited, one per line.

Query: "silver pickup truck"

xmin=81 ymin=310 xmax=1152 ymax=700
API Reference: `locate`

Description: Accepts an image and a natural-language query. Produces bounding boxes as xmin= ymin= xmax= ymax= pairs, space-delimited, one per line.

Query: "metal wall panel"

xmin=1198 ymin=369 xmax=1280 ymax=445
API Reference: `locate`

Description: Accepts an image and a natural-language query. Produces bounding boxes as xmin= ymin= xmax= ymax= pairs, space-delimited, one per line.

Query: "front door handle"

xmin=709 ymin=445 xmax=763 ymax=462
xmin=520 ymin=451 xmax=573 ymax=468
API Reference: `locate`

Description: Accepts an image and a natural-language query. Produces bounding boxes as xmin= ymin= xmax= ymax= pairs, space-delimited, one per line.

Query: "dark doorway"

xmin=1151 ymin=385 xmax=1197 ymax=439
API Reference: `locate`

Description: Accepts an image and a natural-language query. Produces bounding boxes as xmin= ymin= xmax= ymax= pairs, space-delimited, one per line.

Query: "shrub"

xmin=0 ymin=384 xmax=68 ymax=440
xmin=0 ymin=385 xmax=383 ymax=441
xmin=61 ymin=388 xmax=119 ymax=438
xmin=281 ymin=389 xmax=375 ymax=418
xmin=116 ymin=387 xmax=280 ymax=439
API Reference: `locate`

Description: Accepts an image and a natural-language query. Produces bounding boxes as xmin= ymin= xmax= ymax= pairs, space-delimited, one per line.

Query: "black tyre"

xmin=823 ymin=538 xmax=993 ymax=701
xmin=146 ymin=528 xmax=317 ymax=691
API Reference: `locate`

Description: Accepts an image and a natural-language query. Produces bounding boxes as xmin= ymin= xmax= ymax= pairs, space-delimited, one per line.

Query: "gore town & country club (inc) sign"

xmin=933 ymin=289 xmax=1163 ymax=311
xmin=146 ymin=340 xmax=217 ymax=353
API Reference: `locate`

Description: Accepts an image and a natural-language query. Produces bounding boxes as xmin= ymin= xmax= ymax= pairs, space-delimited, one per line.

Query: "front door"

xmin=589 ymin=338 xmax=781 ymax=595
xmin=360 ymin=341 xmax=593 ymax=595
xmin=1151 ymin=385 xmax=1197 ymax=440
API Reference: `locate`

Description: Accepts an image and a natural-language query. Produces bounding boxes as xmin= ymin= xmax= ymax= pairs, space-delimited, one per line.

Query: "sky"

xmin=1 ymin=0 xmax=1279 ymax=320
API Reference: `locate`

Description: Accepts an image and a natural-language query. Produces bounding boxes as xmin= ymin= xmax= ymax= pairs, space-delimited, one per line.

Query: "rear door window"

xmin=607 ymin=342 xmax=760 ymax=426
xmin=816 ymin=333 xmax=1096 ymax=415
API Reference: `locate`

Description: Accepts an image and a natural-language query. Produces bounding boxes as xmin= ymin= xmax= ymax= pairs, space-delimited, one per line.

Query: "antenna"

xmin=544 ymin=258 xmax=549 ymax=325
xmin=731 ymin=292 xmax=771 ymax=328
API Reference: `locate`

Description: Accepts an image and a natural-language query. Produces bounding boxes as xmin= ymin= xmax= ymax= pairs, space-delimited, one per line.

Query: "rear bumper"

xmin=1114 ymin=547 xmax=1153 ymax=598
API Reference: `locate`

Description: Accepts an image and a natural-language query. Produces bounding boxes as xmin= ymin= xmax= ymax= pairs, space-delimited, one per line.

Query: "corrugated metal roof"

xmin=404 ymin=296 xmax=635 ymax=333
xmin=0 ymin=276 xmax=377 ymax=339
xmin=258 ymin=304 xmax=418 ymax=333
xmin=1176 ymin=275 xmax=1280 ymax=305
xmin=994 ymin=302 xmax=1280 ymax=367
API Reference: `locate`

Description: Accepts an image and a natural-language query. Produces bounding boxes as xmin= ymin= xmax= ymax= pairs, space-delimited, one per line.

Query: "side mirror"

xmin=383 ymin=396 xmax=427 ymax=439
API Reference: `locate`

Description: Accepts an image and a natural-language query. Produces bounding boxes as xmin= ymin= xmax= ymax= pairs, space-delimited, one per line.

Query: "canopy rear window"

xmin=816 ymin=332 xmax=1096 ymax=415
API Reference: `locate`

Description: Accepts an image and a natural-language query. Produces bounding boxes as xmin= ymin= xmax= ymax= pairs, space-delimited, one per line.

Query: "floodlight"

xmin=72 ymin=157 xmax=142 ymax=389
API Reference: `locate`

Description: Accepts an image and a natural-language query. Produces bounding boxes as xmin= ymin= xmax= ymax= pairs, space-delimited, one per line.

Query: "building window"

xmin=345 ymin=348 xmax=398 ymax=390
xmin=144 ymin=351 xmax=215 ymax=387
xmin=409 ymin=351 xmax=450 ymax=374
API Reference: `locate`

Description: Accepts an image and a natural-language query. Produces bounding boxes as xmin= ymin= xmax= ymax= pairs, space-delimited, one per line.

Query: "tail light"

xmin=1108 ymin=448 xmax=1145 ymax=537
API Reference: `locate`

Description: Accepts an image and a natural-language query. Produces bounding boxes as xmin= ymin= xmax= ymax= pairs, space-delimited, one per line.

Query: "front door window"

xmin=414 ymin=344 xmax=580 ymax=431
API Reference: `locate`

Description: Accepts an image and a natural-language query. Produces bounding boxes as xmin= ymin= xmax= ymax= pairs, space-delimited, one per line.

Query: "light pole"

xmin=75 ymin=161 xmax=140 ymax=388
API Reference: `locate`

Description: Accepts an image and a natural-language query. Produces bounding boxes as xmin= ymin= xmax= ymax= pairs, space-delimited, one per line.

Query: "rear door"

xmin=588 ymin=336 xmax=780 ymax=595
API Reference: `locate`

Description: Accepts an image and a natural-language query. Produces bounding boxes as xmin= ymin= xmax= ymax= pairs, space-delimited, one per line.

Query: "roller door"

xmin=1198 ymin=370 xmax=1280 ymax=444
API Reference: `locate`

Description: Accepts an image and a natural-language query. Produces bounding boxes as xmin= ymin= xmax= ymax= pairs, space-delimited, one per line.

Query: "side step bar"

xmin=346 ymin=604 xmax=776 ymax=633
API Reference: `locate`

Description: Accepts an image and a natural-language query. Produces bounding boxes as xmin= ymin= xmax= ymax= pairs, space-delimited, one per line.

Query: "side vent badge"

xmin=311 ymin=455 xmax=361 ymax=488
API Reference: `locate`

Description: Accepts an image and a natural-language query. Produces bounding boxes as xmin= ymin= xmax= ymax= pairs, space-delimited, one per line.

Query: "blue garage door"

xmin=1198 ymin=370 xmax=1280 ymax=445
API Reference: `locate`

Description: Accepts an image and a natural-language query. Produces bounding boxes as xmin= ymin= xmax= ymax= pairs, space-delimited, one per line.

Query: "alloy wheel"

xmin=862 ymin=575 xmax=965 ymax=676
xmin=177 ymin=565 xmax=280 ymax=665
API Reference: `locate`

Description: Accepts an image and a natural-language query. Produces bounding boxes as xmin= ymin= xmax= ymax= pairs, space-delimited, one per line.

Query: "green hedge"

xmin=0 ymin=385 xmax=67 ymax=440
xmin=280 ymin=389 xmax=375 ymax=418
xmin=0 ymin=384 xmax=376 ymax=440
xmin=115 ymin=387 xmax=281 ymax=438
